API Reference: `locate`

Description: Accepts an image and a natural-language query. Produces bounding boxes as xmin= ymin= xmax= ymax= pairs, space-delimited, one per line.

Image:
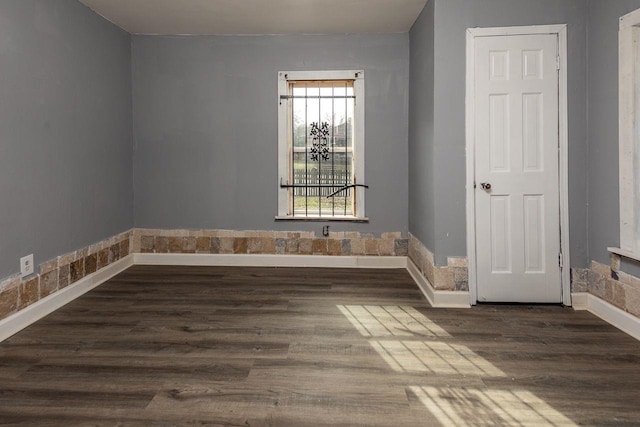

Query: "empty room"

xmin=1 ymin=0 xmax=640 ymax=425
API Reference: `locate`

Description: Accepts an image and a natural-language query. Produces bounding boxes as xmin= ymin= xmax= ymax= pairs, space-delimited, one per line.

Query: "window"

xmin=277 ymin=70 xmax=366 ymax=220
xmin=616 ymin=9 xmax=640 ymax=260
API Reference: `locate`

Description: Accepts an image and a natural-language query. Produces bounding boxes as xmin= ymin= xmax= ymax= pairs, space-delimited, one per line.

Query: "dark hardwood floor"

xmin=1 ymin=265 xmax=639 ymax=426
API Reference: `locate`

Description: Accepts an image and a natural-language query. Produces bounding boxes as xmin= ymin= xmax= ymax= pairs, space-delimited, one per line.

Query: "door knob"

xmin=480 ymin=182 xmax=492 ymax=191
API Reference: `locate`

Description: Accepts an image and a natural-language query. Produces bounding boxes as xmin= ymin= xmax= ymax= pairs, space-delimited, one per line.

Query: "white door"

xmin=474 ymin=34 xmax=562 ymax=303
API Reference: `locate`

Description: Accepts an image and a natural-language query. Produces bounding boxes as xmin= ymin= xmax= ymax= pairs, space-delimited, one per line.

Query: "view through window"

xmin=290 ymin=80 xmax=354 ymax=216
xmin=277 ymin=71 xmax=365 ymax=220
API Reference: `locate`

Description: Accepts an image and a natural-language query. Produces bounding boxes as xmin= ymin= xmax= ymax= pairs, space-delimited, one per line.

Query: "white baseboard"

xmin=137 ymin=253 xmax=471 ymax=308
xmin=570 ymin=292 xmax=589 ymax=310
xmin=133 ymin=253 xmax=408 ymax=269
xmin=0 ymin=254 xmax=133 ymax=342
xmin=572 ymin=292 xmax=640 ymax=341
xmin=406 ymin=259 xmax=471 ymax=308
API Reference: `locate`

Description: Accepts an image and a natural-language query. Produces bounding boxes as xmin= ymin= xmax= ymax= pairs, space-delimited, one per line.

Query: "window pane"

xmin=289 ymin=79 xmax=355 ymax=217
xmin=292 ymin=152 xmax=353 ymax=216
xmin=333 ymin=85 xmax=347 ymax=97
xmin=292 ymin=97 xmax=306 ymax=148
xmin=306 ymin=86 xmax=319 ymax=97
xmin=320 ymin=85 xmax=333 ymax=97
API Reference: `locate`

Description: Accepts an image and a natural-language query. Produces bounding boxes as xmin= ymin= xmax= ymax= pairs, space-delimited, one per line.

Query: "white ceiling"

xmin=78 ymin=0 xmax=428 ymax=35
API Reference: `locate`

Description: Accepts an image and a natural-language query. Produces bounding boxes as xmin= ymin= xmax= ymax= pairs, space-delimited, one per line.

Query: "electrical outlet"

xmin=20 ymin=254 xmax=34 ymax=278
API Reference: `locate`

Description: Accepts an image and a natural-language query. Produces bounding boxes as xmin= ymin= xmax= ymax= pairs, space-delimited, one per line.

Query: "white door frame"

xmin=465 ymin=24 xmax=571 ymax=306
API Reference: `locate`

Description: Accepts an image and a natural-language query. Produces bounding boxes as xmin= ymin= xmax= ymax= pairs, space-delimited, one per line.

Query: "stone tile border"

xmin=0 ymin=231 xmax=132 ymax=321
xmin=0 ymin=228 xmax=410 ymax=322
xmin=571 ymin=255 xmax=640 ymax=318
xmin=132 ymin=229 xmax=409 ymax=258
xmin=408 ymin=233 xmax=468 ymax=292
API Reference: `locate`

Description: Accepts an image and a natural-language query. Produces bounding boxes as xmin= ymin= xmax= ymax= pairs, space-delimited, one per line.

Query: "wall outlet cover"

xmin=20 ymin=254 xmax=34 ymax=278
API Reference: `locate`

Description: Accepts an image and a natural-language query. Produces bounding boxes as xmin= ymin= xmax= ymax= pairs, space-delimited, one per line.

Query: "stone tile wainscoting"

xmin=0 ymin=229 xmax=408 ymax=324
xmin=0 ymin=231 xmax=132 ymax=322
xmin=3 ymin=228 xmax=640 ymax=338
xmin=132 ymin=229 xmax=409 ymax=257
xmin=408 ymin=233 xmax=469 ymax=292
xmin=571 ymin=256 xmax=640 ymax=319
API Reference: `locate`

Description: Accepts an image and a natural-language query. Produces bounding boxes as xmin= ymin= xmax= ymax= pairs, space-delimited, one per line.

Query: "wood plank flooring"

xmin=0 ymin=265 xmax=639 ymax=426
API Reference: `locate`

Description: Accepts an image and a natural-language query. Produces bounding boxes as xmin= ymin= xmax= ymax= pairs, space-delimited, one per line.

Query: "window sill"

xmin=275 ymin=216 xmax=369 ymax=223
xmin=608 ymin=247 xmax=640 ymax=263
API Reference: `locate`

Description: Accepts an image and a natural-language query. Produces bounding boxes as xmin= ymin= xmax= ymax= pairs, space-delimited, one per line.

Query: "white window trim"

xmin=614 ymin=9 xmax=640 ymax=261
xmin=277 ymin=70 xmax=366 ymax=220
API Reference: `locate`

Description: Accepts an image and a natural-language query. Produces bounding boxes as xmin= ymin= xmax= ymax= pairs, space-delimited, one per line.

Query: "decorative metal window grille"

xmin=280 ymin=80 xmax=360 ymax=217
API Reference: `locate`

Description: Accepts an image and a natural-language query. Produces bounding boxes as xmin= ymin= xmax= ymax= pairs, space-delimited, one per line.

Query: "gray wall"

xmin=132 ymin=34 xmax=409 ymax=235
xmin=409 ymin=0 xmax=588 ymax=266
xmin=587 ymin=0 xmax=640 ymax=274
xmin=4 ymin=0 xmax=632 ymax=280
xmin=0 ymin=0 xmax=133 ymax=279
xmin=409 ymin=0 xmax=436 ymax=250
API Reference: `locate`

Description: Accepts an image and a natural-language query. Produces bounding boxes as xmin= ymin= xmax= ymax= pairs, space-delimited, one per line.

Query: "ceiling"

xmin=77 ymin=0 xmax=428 ymax=35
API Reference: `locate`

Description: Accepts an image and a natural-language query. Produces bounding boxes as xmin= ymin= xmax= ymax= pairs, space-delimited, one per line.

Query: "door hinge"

xmin=558 ymin=253 xmax=564 ymax=269
xmin=556 ymin=55 xmax=561 ymax=70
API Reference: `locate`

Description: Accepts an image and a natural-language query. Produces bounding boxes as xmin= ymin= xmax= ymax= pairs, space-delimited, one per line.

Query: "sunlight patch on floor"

xmin=409 ymin=386 xmax=577 ymax=427
xmin=370 ymin=340 xmax=505 ymax=376
xmin=338 ymin=304 xmax=576 ymax=426
xmin=337 ymin=305 xmax=451 ymax=338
